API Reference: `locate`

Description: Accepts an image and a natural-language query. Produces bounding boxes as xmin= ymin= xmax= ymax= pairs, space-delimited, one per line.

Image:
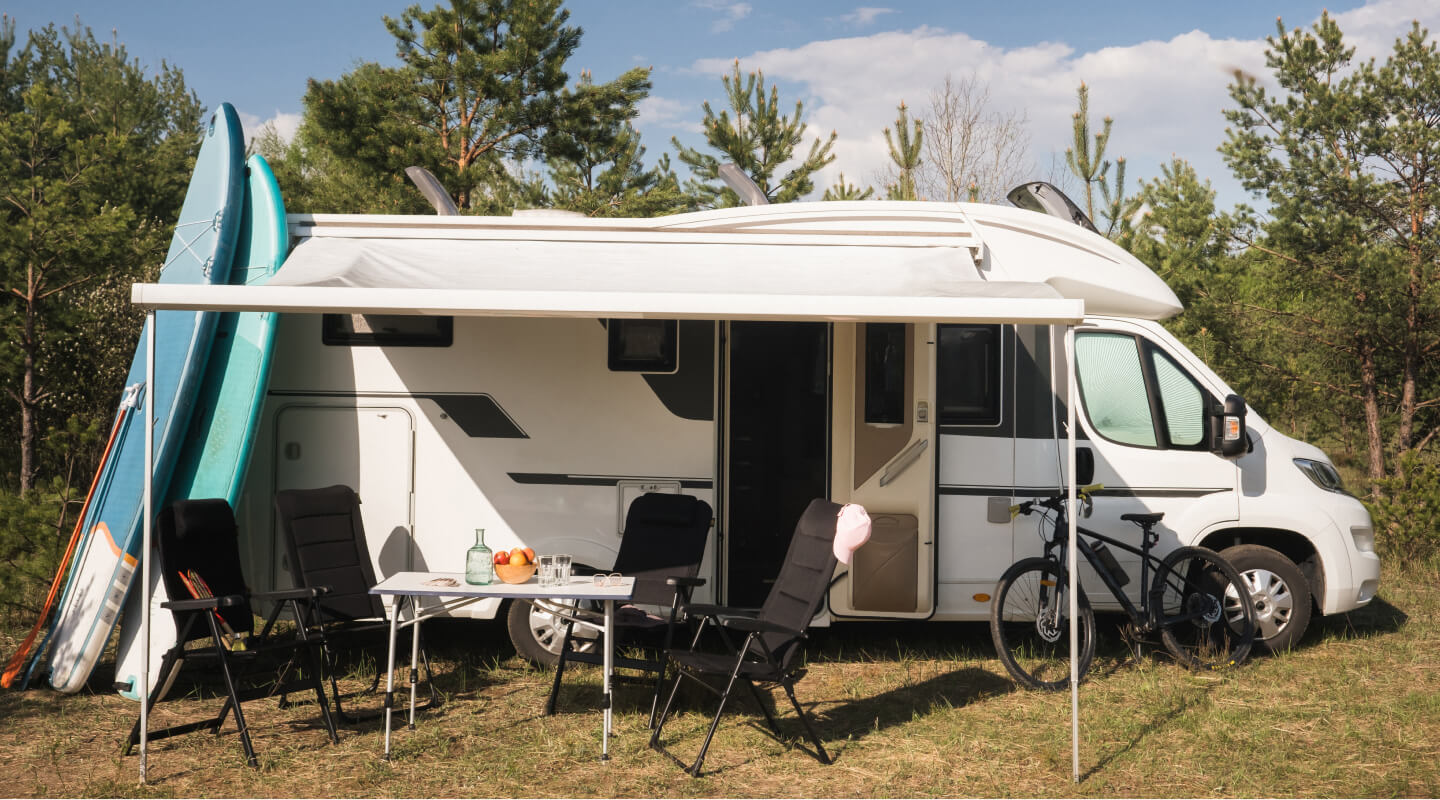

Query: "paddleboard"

xmin=114 ymin=154 xmax=290 ymax=700
xmin=41 ymin=104 xmax=245 ymax=694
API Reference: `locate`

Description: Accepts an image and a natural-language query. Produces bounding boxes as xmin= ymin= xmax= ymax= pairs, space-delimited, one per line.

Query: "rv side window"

xmin=1075 ymin=332 xmax=1157 ymax=447
xmin=607 ymin=319 xmax=678 ymax=373
xmin=322 ymin=314 xmax=454 ymax=347
xmin=937 ymin=324 xmax=1001 ymax=425
xmin=864 ymin=323 xmax=906 ymax=424
xmin=1148 ymin=345 xmax=1206 ymax=448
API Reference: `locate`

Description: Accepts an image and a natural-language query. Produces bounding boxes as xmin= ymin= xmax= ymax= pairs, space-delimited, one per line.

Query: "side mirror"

xmin=1210 ymin=394 xmax=1248 ymax=458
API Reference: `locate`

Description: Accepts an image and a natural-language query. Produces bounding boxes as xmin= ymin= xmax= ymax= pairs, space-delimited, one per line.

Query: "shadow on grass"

xmin=1308 ymin=596 xmax=1407 ymax=644
xmin=1079 ymin=687 xmax=1208 ymax=782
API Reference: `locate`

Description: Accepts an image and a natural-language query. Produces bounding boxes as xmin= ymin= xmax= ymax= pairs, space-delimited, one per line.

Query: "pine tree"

xmin=543 ymin=71 xmax=694 ymax=217
xmin=884 ymin=101 xmax=923 ymax=200
xmin=1064 ymin=83 xmax=1138 ymax=236
xmin=672 ymin=60 xmax=836 ymax=206
xmin=288 ymin=0 xmax=651 ymax=214
xmin=0 ymin=19 xmax=201 ymax=493
xmin=1221 ymin=14 xmax=1440 ymax=484
xmin=821 ymin=173 xmax=874 ymax=201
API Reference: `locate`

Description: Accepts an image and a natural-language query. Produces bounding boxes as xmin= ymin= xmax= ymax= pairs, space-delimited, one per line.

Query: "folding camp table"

xmin=369 ymin=572 xmax=635 ymax=761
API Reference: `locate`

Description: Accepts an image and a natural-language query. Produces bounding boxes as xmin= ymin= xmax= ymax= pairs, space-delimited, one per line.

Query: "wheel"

xmin=990 ymin=557 xmax=1096 ymax=691
xmin=1151 ymin=546 xmax=1256 ymax=670
xmin=1219 ymin=544 xmax=1312 ymax=655
xmin=504 ymin=598 xmax=597 ymax=668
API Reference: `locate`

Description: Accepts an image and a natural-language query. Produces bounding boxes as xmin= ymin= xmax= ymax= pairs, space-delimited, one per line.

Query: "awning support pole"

xmin=140 ymin=309 xmax=154 ymax=783
xmin=1065 ymin=324 xmax=1079 ymax=783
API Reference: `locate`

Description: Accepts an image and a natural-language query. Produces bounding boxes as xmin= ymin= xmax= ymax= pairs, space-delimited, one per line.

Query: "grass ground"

xmin=0 ymin=564 xmax=1435 ymax=798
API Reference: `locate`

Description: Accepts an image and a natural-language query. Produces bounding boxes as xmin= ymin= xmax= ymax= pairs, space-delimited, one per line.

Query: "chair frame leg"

xmin=781 ymin=679 xmax=830 ymax=764
xmin=546 ymin=620 xmax=576 ymax=716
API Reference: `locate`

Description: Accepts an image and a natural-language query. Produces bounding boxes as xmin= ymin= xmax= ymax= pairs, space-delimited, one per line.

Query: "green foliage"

xmin=1064 ymin=83 xmax=1138 ymax=236
xmin=1368 ymin=452 xmax=1440 ymax=564
xmin=672 ymin=60 xmax=836 ymax=207
xmin=0 ymin=18 xmax=201 ymax=492
xmin=280 ymin=0 xmax=652 ymax=214
xmin=821 ymin=172 xmax=874 ymax=201
xmin=883 ymin=102 xmax=922 ymax=201
xmin=0 ymin=416 xmax=95 ymax=623
xmin=1220 ymin=14 xmax=1440 ymax=483
xmin=541 ymin=72 xmax=695 ymax=217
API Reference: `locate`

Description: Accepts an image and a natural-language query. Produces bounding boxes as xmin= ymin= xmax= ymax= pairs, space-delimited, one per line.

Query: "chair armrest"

xmin=253 ymin=586 xmax=330 ymax=603
xmin=162 ymin=594 xmax=244 ymax=611
xmin=682 ymin=603 xmax=758 ymax=619
xmin=666 ymin=576 xmax=706 ymax=588
xmin=719 ymin=616 xmax=805 ymax=638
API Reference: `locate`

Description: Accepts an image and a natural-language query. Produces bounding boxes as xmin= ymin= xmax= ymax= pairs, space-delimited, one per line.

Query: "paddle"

xmin=177 ymin=570 xmax=246 ymax=651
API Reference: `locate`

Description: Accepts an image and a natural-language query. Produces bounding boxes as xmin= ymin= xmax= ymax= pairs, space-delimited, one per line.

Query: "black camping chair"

xmin=649 ymin=497 xmax=842 ymax=777
xmin=274 ymin=484 xmax=437 ymax=723
xmin=123 ymin=499 xmax=338 ymax=768
xmin=544 ymin=492 xmax=713 ymax=727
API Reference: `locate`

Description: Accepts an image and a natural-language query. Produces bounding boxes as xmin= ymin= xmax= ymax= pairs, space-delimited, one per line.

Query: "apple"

xmin=493 ymin=550 xmax=510 ymax=565
xmin=510 ymin=547 xmax=529 ymax=566
xmin=521 ymin=546 xmax=536 ymax=563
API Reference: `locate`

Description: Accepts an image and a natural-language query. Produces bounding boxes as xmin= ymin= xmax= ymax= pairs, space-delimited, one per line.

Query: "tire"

xmin=1219 ymin=544 xmax=1312 ymax=655
xmin=990 ymin=557 xmax=1096 ymax=691
xmin=1151 ymin=546 xmax=1256 ymax=670
xmin=504 ymin=598 xmax=597 ymax=668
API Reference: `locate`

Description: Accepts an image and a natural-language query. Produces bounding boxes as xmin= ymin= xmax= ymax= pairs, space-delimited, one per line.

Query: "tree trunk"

xmin=1360 ymin=343 xmax=1385 ymax=486
xmin=19 ymin=307 xmax=38 ymax=496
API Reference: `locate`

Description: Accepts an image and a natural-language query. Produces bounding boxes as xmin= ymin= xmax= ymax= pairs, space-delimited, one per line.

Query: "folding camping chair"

xmin=274 ymin=484 xmax=437 ymax=723
xmin=649 ymin=497 xmax=843 ymax=776
xmin=123 ymin=499 xmax=338 ymax=768
xmin=544 ymin=491 xmax=713 ymax=726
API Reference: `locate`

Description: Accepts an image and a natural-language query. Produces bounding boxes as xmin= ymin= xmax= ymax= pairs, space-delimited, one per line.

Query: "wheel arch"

xmin=1197 ymin=527 xmax=1323 ymax=610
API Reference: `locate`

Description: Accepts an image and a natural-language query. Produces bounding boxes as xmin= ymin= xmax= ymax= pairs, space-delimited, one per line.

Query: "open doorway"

xmin=723 ymin=322 xmax=830 ymax=607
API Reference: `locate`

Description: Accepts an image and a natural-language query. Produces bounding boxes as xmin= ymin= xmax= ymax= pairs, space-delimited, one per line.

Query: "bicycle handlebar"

xmin=1009 ymin=483 xmax=1104 ymax=519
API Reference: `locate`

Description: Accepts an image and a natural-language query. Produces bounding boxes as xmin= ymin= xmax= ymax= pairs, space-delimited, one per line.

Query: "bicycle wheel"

xmin=990 ymin=557 xmax=1096 ymax=691
xmin=1151 ymin=546 xmax=1257 ymax=670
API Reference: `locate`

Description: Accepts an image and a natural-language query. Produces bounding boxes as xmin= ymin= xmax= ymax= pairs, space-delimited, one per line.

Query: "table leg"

xmin=382 ymin=596 xmax=401 ymax=761
xmin=602 ymin=598 xmax=614 ymax=762
xmin=408 ymin=599 xmax=422 ymax=729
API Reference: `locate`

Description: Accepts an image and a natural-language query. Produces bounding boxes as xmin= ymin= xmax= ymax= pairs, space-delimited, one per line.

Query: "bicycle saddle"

xmin=1120 ymin=512 xmax=1164 ymax=526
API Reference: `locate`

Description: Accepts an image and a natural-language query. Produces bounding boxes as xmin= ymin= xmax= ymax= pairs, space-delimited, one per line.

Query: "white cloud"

xmin=638 ymin=96 xmax=705 ymax=135
xmin=238 ymin=110 xmax=302 ymax=147
xmin=683 ymin=0 xmax=1440 ymax=208
xmin=692 ymin=1 xmax=751 ymax=33
xmin=838 ymin=7 xmax=896 ymax=28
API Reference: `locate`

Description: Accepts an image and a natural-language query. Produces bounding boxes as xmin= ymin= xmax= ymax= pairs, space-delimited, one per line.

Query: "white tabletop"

xmin=370 ymin=571 xmax=635 ymax=602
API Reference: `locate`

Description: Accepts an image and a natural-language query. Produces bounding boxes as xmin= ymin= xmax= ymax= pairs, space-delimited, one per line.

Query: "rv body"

xmin=221 ymin=202 xmax=1378 ymax=654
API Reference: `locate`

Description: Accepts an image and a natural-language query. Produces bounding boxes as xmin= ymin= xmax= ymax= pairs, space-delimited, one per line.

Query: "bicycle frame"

xmin=1036 ymin=503 xmax=1208 ymax=635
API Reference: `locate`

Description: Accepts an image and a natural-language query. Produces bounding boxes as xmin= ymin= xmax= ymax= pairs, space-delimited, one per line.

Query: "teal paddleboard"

xmin=114 ymin=154 xmax=290 ymax=700
xmin=43 ymin=104 xmax=245 ymax=694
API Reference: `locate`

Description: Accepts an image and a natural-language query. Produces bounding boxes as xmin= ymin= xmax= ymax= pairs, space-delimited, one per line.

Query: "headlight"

xmin=1294 ymin=458 xmax=1348 ymax=495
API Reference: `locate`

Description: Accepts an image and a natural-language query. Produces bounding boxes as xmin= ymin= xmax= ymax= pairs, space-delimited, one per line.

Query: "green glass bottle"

xmin=465 ymin=528 xmax=493 ymax=585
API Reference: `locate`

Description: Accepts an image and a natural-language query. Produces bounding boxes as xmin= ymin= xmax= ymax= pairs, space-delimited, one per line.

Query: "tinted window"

xmin=322 ymin=314 xmax=453 ymax=347
xmin=864 ymin=323 xmax=906 ymax=424
xmin=937 ymin=325 xmax=1000 ymax=425
xmin=608 ymin=319 xmax=678 ymax=373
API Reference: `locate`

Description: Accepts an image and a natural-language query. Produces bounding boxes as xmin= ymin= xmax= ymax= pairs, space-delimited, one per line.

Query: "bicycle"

xmin=989 ymin=484 xmax=1258 ymax=690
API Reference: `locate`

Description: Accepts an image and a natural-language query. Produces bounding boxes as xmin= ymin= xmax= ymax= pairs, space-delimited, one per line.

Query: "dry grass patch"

xmin=0 ymin=564 xmax=1436 ymax=797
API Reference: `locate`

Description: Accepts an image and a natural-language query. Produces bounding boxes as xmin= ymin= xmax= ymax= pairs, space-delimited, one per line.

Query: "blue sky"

xmin=7 ymin=0 xmax=1438 ymax=211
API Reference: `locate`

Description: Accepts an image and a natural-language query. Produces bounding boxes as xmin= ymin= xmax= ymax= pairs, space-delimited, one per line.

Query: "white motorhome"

xmin=136 ymin=198 xmax=1381 ymax=662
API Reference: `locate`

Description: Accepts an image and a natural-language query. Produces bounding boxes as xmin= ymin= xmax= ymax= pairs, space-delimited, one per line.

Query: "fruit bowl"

xmin=494 ymin=562 xmax=537 ymax=584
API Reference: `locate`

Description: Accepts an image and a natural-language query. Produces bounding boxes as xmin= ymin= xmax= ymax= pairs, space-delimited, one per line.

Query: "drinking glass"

xmin=538 ymin=555 xmax=556 ymax=587
xmin=555 ymin=554 xmax=572 ymax=584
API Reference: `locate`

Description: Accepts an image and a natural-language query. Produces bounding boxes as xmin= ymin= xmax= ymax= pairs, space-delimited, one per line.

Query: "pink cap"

xmin=833 ymin=503 xmax=872 ymax=565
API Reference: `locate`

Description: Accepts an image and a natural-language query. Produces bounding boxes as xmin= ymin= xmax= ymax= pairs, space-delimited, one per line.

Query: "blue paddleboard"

xmin=42 ymin=104 xmax=245 ymax=694
xmin=114 ymin=154 xmax=290 ymax=699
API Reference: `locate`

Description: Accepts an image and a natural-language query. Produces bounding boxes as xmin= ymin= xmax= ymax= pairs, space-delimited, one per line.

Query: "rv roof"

xmin=132 ymin=201 xmax=1181 ymax=323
